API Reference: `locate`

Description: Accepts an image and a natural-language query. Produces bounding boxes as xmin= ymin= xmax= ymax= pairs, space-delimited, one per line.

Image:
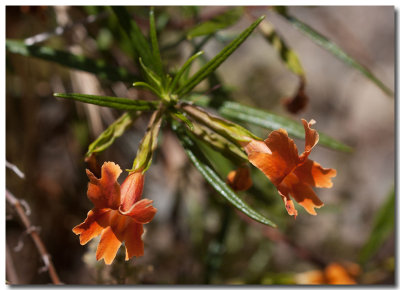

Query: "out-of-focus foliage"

xmin=6 ymin=40 xmax=138 ymax=82
xmin=273 ymin=6 xmax=393 ymax=97
xmin=187 ymin=7 xmax=243 ymax=39
xmin=359 ymin=188 xmax=395 ymax=266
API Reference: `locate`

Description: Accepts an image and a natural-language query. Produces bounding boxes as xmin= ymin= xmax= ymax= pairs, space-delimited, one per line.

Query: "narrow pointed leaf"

xmin=139 ymin=58 xmax=162 ymax=90
xmin=187 ymin=7 xmax=243 ymax=39
xmin=170 ymin=51 xmax=204 ymax=94
xmin=359 ymin=188 xmax=395 ymax=265
xmin=176 ymin=16 xmax=265 ymax=97
xmin=149 ymin=7 xmax=164 ymax=79
xmin=188 ymin=95 xmax=352 ymax=152
xmin=173 ymin=123 xmax=276 ymax=227
xmin=54 ymin=93 xmax=159 ymax=111
xmin=188 ymin=121 xmax=248 ymax=164
xmin=171 ymin=111 xmax=194 ymax=131
xmin=110 ymin=6 xmax=155 ymax=70
xmin=133 ymin=81 xmax=161 ymax=96
xmin=258 ymin=20 xmax=304 ymax=77
xmin=6 ymin=39 xmax=139 ymax=82
xmin=276 ymin=10 xmax=393 ymax=96
xmin=86 ymin=111 xmax=140 ymax=157
xmin=181 ymin=103 xmax=260 ymax=144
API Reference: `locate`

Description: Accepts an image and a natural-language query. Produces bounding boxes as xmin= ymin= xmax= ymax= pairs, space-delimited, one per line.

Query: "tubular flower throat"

xmin=73 ymin=162 xmax=157 ymax=265
xmin=242 ymin=119 xmax=336 ymax=217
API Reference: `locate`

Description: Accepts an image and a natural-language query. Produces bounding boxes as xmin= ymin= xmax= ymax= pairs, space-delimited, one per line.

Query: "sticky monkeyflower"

xmin=73 ymin=162 xmax=157 ymax=264
xmin=241 ymin=119 xmax=336 ymax=217
xmin=295 ymin=262 xmax=359 ymax=285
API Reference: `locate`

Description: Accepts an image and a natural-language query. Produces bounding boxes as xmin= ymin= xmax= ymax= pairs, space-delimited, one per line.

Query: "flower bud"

xmin=227 ymin=166 xmax=252 ymax=191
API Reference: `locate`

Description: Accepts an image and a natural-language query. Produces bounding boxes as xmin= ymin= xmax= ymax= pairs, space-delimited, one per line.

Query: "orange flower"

xmin=242 ymin=119 xmax=336 ymax=217
xmin=227 ymin=166 xmax=252 ymax=191
xmin=295 ymin=262 xmax=359 ymax=285
xmin=73 ymin=162 xmax=157 ymax=264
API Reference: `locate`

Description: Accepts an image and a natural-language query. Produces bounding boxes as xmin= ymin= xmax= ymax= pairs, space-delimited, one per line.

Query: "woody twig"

xmin=6 ymin=243 xmax=19 ymax=284
xmin=6 ymin=189 xmax=62 ymax=285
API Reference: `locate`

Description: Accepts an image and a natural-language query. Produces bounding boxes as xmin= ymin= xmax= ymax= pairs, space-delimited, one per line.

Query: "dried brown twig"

xmin=6 ymin=189 xmax=62 ymax=285
xmin=6 ymin=243 xmax=19 ymax=284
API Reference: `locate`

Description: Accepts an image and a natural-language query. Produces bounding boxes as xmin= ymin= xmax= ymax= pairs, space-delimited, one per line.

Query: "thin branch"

xmin=6 ymin=189 xmax=62 ymax=285
xmin=6 ymin=160 xmax=25 ymax=179
xmin=6 ymin=243 xmax=19 ymax=284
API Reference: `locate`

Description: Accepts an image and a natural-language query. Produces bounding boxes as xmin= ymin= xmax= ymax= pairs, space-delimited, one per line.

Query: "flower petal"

xmin=86 ymin=162 xmax=122 ymax=209
xmin=294 ymin=159 xmax=337 ymax=188
xmin=264 ymin=129 xmax=300 ymax=166
xmin=279 ymin=172 xmax=324 ymax=215
xmin=119 ymin=171 xmax=145 ymax=212
xmin=96 ymin=226 xmax=122 ymax=265
xmin=72 ymin=209 xmax=111 ymax=245
xmin=242 ymin=139 xmax=271 ymax=155
xmin=325 ymin=263 xmax=357 ymax=284
xmin=123 ymin=221 xmax=144 ymax=260
xmin=295 ymin=269 xmax=325 ymax=284
xmin=248 ymin=129 xmax=300 ymax=185
xmin=290 ymin=182 xmax=324 ymax=215
xmin=248 ymin=152 xmax=294 ymax=187
xmin=120 ymin=199 xmax=157 ymax=224
xmin=279 ymin=191 xmax=298 ymax=217
xmin=299 ymin=119 xmax=319 ymax=161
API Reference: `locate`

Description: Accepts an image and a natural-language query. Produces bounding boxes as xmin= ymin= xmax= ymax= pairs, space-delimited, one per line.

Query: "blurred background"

xmin=5 ymin=6 xmax=394 ymax=284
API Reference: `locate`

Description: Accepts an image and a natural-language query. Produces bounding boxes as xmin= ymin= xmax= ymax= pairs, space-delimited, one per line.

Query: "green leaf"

xmin=110 ymin=6 xmax=155 ymax=70
xmin=173 ymin=122 xmax=276 ymax=227
xmin=54 ymin=93 xmax=159 ymax=111
xmin=171 ymin=111 xmax=194 ymax=131
xmin=138 ymin=58 xmax=162 ymax=91
xmin=149 ymin=7 xmax=164 ymax=79
xmin=6 ymin=39 xmax=139 ymax=82
xmin=132 ymin=81 xmax=161 ymax=96
xmin=276 ymin=10 xmax=393 ymax=97
xmin=187 ymin=7 xmax=243 ymax=39
xmin=258 ymin=20 xmax=304 ymax=77
xmin=188 ymin=95 xmax=352 ymax=152
xmin=176 ymin=16 xmax=265 ymax=97
xmin=86 ymin=111 xmax=139 ymax=157
xmin=181 ymin=103 xmax=261 ymax=144
xmin=188 ymin=121 xmax=248 ymax=164
xmin=359 ymin=187 xmax=395 ymax=265
xmin=169 ymin=51 xmax=204 ymax=94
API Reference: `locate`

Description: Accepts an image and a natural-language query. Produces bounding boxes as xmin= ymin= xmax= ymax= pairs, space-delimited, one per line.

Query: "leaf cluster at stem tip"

xmin=44 ymin=7 xmax=365 ymax=230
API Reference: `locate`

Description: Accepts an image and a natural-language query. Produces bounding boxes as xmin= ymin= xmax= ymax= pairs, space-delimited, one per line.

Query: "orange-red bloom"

xmin=295 ymin=262 xmax=359 ymax=285
xmin=73 ymin=162 xmax=157 ymax=264
xmin=242 ymin=119 xmax=336 ymax=217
